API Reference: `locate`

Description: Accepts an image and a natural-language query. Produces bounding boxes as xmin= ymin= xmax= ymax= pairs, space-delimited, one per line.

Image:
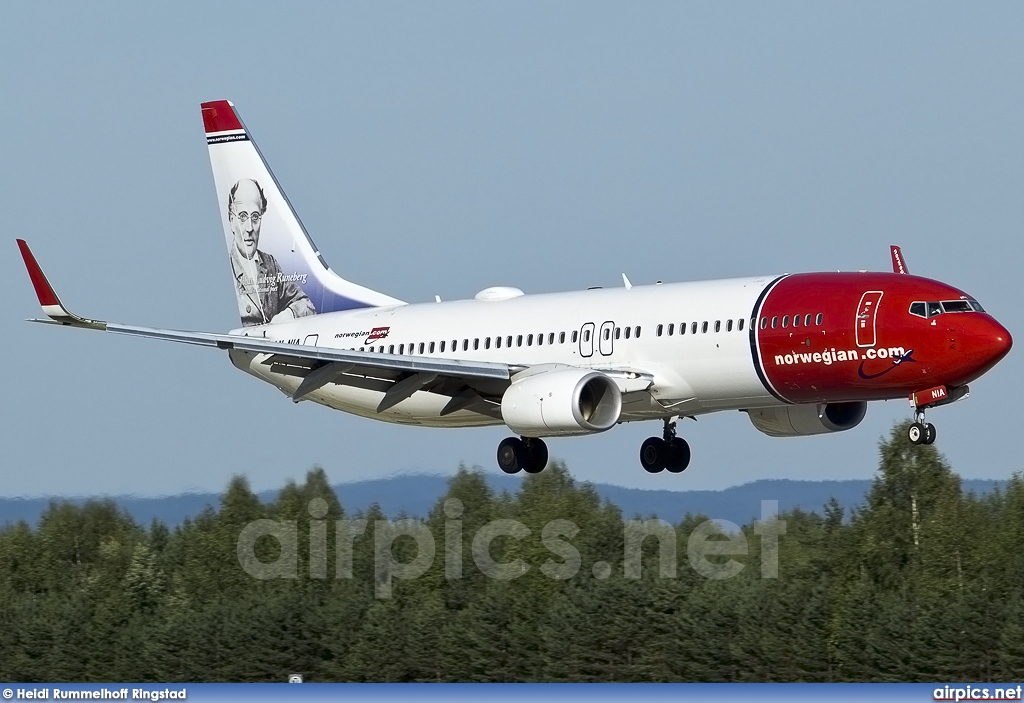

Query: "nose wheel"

xmin=908 ymin=410 xmax=937 ymax=445
xmin=640 ymin=419 xmax=691 ymax=473
xmin=497 ymin=436 xmax=549 ymax=474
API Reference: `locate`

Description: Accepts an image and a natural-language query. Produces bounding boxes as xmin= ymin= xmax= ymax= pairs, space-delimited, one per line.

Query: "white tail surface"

xmin=201 ymin=100 xmax=404 ymax=327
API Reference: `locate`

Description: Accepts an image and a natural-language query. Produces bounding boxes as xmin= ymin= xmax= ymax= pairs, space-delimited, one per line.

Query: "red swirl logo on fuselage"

xmin=365 ymin=326 xmax=390 ymax=343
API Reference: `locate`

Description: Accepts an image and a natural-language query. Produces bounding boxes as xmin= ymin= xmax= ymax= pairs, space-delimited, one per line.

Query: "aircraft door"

xmin=599 ymin=321 xmax=615 ymax=356
xmin=579 ymin=322 xmax=595 ymax=358
xmin=855 ymin=292 xmax=883 ymax=348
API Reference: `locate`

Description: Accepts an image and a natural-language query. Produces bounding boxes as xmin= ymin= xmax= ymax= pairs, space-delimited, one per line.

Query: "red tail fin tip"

xmin=201 ymin=100 xmax=243 ymax=134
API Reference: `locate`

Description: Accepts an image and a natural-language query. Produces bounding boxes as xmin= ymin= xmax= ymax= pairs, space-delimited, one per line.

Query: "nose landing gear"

xmin=640 ymin=418 xmax=691 ymax=473
xmin=497 ymin=436 xmax=549 ymax=474
xmin=908 ymin=409 xmax=937 ymax=446
xmin=906 ymin=384 xmax=968 ymax=446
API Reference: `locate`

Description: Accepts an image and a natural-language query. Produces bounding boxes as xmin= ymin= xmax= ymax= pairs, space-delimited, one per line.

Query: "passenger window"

xmin=603 ymin=329 xmax=610 ymax=341
xmin=463 ymin=340 xmax=469 ymax=351
xmin=657 ymin=324 xmax=663 ymax=337
xmin=804 ymin=314 xmax=811 ymax=327
xmin=399 ymin=344 xmax=404 ymax=354
xmin=507 ymin=336 xmax=513 ymax=347
xmin=760 ymin=317 xmax=768 ymax=330
xmin=726 ymin=320 xmax=733 ymax=332
xmin=624 ymin=326 xmax=631 ymax=339
xmin=571 ymin=331 xmax=578 ymax=343
xmin=668 ymin=323 xmax=674 ymax=336
xmin=485 ymin=338 xmax=491 ymax=349
xmin=614 ymin=327 xmax=621 ymax=340
xmin=772 ymin=316 xmax=778 ymax=329
xmin=692 ymin=322 xmax=698 ymax=334
xmin=635 ymin=326 xmax=641 ymax=338
xmin=387 ymin=344 xmax=393 ymax=353
xmin=701 ymin=321 xmax=708 ymax=333
xmin=415 ymin=343 xmax=422 ymax=354
xmin=517 ymin=335 xmax=523 ymax=347
xmin=473 ymin=339 xmax=479 ymax=350
xmin=714 ymin=320 xmax=721 ymax=332
xmin=495 ymin=337 xmax=501 ymax=349
xmin=815 ymin=313 xmax=823 ymax=325
xmin=537 ymin=333 xmax=543 ymax=346
xmin=584 ymin=330 xmax=591 ymax=342
xmin=559 ymin=332 xmax=565 ymax=343
xmin=527 ymin=334 xmax=534 ymax=346
xmin=782 ymin=315 xmax=789 ymax=328
xmin=429 ymin=342 xmax=435 ymax=353
xmin=793 ymin=315 xmax=800 ymax=328
xmin=548 ymin=333 xmax=555 ymax=344
xmin=738 ymin=318 xmax=745 ymax=331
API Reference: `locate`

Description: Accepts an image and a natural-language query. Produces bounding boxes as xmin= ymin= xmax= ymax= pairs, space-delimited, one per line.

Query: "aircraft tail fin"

xmin=201 ymin=100 xmax=404 ymax=327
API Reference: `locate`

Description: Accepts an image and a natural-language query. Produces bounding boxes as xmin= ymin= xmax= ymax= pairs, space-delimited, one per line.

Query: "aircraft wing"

xmin=18 ymin=239 xmax=657 ymax=417
xmin=17 ymin=239 xmax=514 ymax=410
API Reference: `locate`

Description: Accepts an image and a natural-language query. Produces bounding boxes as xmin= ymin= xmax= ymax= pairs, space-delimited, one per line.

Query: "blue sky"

xmin=2 ymin=2 xmax=1021 ymax=497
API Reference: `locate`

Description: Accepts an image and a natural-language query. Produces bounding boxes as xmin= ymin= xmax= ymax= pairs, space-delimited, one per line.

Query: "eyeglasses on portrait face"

xmin=230 ymin=210 xmax=262 ymax=225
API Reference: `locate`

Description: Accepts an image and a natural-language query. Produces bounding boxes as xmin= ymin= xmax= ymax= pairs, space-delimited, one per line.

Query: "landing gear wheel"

xmin=924 ymin=423 xmax=937 ymax=445
xmin=497 ymin=437 xmax=548 ymax=474
xmin=640 ymin=437 xmax=667 ymax=473
xmin=908 ymin=422 xmax=925 ymax=445
xmin=665 ymin=438 xmax=691 ymax=474
xmin=522 ymin=438 xmax=548 ymax=474
xmin=497 ymin=437 xmax=526 ymax=474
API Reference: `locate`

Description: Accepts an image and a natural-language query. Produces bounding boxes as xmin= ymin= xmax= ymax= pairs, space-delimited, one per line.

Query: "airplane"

xmin=17 ymin=100 xmax=1013 ymax=476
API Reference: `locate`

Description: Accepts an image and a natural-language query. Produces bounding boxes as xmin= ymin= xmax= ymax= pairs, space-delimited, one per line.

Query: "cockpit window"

xmin=911 ymin=299 xmax=985 ymax=318
xmin=941 ymin=300 xmax=973 ymax=313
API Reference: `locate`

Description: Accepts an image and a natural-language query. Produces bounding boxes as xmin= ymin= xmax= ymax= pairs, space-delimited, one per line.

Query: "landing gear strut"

xmin=497 ymin=436 xmax=549 ymax=474
xmin=908 ymin=409 xmax=937 ymax=446
xmin=640 ymin=418 xmax=691 ymax=474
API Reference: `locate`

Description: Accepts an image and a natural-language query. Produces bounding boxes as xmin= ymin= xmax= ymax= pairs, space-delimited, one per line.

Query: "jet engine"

xmin=501 ymin=367 xmax=622 ymax=437
xmin=746 ymin=401 xmax=867 ymax=437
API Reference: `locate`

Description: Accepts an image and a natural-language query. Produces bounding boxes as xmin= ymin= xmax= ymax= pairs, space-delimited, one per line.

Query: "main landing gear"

xmin=908 ymin=409 xmax=937 ymax=446
xmin=497 ymin=436 xmax=549 ymax=474
xmin=640 ymin=418 xmax=691 ymax=473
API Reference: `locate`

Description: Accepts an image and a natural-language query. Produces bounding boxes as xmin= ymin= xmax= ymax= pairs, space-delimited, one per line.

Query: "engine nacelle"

xmin=747 ymin=401 xmax=867 ymax=437
xmin=501 ymin=367 xmax=622 ymax=437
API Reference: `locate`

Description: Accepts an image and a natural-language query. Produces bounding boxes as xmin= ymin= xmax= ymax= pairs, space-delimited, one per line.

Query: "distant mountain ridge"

xmin=0 ymin=475 xmax=1004 ymax=529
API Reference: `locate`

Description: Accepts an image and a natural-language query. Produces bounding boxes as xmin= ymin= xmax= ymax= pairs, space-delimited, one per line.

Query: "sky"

xmin=2 ymin=2 xmax=1022 ymax=498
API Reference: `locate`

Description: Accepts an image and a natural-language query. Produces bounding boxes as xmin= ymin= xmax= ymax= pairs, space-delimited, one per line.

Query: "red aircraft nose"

xmin=967 ymin=316 xmax=1013 ymax=372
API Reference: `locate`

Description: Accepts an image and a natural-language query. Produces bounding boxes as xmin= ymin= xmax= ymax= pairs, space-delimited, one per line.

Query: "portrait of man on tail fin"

xmin=227 ymin=178 xmax=316 ymax=326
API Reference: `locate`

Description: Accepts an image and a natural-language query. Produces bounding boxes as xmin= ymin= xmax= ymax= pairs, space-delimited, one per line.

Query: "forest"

xmin=1 ymin=422 xmax=1022 ymax=682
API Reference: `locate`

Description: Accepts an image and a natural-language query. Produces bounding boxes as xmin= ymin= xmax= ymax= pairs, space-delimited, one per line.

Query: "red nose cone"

xmin=992 ymin=320 xmax=1013 ymax=359
xmin=977 ymin=317 xmax=1013 ymax=368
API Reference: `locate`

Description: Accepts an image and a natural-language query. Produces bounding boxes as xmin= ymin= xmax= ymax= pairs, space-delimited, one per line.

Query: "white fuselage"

xmin=228 ymin=276 xmax=783 ymax=426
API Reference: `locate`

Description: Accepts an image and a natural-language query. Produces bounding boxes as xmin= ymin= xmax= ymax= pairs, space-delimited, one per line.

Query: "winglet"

xmin=16 ymin=240 xmax=106 ymax=329
xmin=890 ymin=245 xmax=909 ymax=274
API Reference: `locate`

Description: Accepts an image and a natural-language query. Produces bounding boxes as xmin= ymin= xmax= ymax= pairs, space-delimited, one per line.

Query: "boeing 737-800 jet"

xmin=17 ymin=100 xmax=1013 ymax=475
